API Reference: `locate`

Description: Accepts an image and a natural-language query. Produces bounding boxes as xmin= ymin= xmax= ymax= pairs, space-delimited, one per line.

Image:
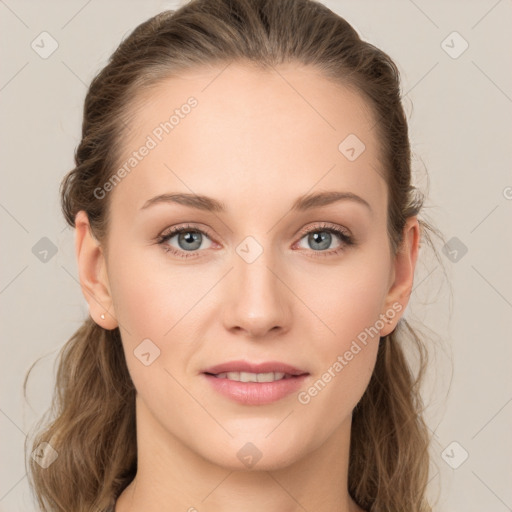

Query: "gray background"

xmin=1 ymin=0 xmax=511 ymax=510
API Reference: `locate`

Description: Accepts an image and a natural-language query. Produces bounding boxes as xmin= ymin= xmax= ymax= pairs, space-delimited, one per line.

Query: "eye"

xmin=157 ymin=224 xmax=214 ymax=259
xmin=294 ymin=222 xmax=354 ymax=258
xmin=156 ymin=222 xmax=354 ymax=259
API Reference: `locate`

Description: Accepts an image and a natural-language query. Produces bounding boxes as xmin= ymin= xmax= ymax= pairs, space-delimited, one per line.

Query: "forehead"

xmin=109 ymin=62 xmax=386 ymax=219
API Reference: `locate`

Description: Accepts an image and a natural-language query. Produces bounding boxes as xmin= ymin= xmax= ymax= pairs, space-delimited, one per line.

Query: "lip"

xmin=201 ymin=360 xmax=309 ymax=406
xmin=202 ymin=360 xmax=308 ymax=376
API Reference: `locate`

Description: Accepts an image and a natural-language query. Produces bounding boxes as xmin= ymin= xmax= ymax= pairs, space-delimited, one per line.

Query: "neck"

xmin=115 ymin=395 xmax=363 ymax=512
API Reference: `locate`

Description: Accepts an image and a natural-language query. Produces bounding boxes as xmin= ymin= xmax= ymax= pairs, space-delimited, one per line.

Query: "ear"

xmin=75 ymin=210 xmax=118 ymax=330
xmin=380 ymin=216 xmax=420 ymax=336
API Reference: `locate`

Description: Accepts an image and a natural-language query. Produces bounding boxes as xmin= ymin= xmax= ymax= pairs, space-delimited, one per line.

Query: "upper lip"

xmin=203 ymin=360 xmax=309 ymax=376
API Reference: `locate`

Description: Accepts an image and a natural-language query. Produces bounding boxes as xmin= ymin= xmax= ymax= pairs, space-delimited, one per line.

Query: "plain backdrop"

xmin=1 ymin=0 xmax=511 ymax=511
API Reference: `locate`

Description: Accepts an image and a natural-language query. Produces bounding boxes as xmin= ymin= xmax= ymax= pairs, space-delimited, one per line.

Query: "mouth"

xmin=204 ymin=371 xmax=300 ymax=382
xmin=201 ymin=360 xmax=309 ymax=405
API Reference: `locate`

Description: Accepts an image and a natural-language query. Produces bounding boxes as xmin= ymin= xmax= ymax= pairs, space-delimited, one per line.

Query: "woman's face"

xmin=78 ymin=63 xmax=418 ymax=471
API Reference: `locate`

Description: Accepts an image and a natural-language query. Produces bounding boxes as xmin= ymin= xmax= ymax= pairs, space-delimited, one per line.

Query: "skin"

xmin=75 ymin=62 xmax=419 ymax=512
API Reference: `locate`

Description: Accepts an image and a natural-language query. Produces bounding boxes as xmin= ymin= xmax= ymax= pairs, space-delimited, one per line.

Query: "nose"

xmin=221 ymin=241 xmax=292 ymax=339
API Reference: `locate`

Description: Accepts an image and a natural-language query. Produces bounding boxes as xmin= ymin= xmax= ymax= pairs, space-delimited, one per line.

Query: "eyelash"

xmin=156 ymin=222 xmax=354 ymax=260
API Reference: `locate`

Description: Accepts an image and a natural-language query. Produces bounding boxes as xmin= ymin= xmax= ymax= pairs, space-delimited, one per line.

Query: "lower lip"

xmin=202 ymin=373 xmax=309 ymax=405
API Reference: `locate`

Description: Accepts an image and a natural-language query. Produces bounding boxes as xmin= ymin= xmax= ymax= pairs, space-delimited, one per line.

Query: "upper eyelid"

xmin=297 ymin=222 xmax=351 ymax=237
xmin=160 ymin=223 xmax=213 ymax=240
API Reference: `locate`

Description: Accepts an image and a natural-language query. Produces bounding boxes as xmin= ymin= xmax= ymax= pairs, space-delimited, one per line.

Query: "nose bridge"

xmin=223 ymin=234 xmax=291 ymax=336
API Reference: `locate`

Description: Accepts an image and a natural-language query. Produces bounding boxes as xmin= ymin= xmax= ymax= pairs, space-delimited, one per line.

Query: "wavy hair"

xmin=24 ymin=0 xmax=445 ymax=510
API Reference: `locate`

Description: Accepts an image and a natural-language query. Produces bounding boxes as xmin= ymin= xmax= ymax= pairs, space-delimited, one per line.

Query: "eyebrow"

xmin=140 ymin=190 xmax=372 ymax=214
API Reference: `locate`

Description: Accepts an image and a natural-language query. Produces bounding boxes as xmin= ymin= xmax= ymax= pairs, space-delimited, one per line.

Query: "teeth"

xmin=214 ymin=371 xmax=287 ymax=382
xmin=256 ymin=372 xmax=284 ymax=382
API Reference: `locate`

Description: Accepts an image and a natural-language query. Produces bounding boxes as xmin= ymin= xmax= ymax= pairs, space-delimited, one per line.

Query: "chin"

xmin=197 ymin=433 xmax=307 ymax=472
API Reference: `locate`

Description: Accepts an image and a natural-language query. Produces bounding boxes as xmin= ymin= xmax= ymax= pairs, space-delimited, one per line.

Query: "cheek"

xmin=305 ymin=251 xmax=392 ymax=349
xmin=108 ymin=245 xmax=200 ymax=337
xmin=105 ymin=250 xmax=180 ymax=385
xmin=107 ymin=246 xmax=216 ymax=381
xmin=106 ymin=252 xmax=196 ymax=409
xmin=295 ymin=247 xmax=390 ymax=406
xmin=295 ymin=266 xmax=386 ymax=436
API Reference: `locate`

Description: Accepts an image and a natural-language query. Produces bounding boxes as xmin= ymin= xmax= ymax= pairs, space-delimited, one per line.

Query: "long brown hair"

xmin=24 ymin=1 xmax=444 ymax=510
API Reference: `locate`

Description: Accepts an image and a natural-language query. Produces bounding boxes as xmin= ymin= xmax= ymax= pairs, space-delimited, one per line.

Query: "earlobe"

xmin=380 ymin=216 xmax=420 ymax=337
xmin=75 ymin=210 xmax=118 ymax=330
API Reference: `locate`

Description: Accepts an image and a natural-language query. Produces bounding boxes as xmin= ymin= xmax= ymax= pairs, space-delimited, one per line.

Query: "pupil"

xmin=310 ymin=231 xmax=330 ymax=250
xmin=180 ymin=231 xmax=201 ymax=250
